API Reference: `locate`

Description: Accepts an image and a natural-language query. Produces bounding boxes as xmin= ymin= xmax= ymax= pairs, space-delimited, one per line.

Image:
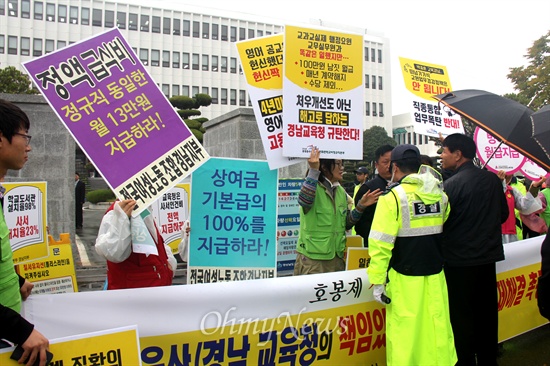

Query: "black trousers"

xmin=75 ymin=202 xmax=83 ymax=228
xmin=445 ymin=263 xmax=499 ymax=366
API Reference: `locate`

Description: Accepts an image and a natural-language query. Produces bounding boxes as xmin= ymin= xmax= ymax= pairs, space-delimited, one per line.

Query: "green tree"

xmin=169 ymin=93 xmax=212 ymax=143
xmin=506 ymin=30 xmax=550 ymax=110
xmin=0 ymin=66 xmax=39 ymax=94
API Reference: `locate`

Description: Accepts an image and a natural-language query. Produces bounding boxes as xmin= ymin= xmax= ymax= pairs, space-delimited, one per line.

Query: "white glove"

xmin=373 ymin=284 xmax=391 ymax=305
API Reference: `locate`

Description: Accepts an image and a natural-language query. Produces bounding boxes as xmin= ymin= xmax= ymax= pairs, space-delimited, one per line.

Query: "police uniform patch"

xmin=412 ymin=201 xmax=441 ymax=216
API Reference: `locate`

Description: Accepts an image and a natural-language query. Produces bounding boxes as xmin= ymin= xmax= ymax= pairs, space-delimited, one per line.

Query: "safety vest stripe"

xmin=398 ymin=226 xmax=443 ymax=237
xmin=394 ymin=185 xmax=411 ymax=228
xmin=369 ymin=230 xmax=396 ymax=244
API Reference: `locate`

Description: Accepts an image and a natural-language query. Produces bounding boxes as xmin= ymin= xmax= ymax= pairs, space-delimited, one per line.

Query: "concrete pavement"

xmin=73 ymin=204 xmax=550 ymax=364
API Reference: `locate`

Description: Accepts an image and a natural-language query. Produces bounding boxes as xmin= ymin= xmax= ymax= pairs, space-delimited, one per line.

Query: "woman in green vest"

xmin=294 ymin=147 xmax=381 ymax=275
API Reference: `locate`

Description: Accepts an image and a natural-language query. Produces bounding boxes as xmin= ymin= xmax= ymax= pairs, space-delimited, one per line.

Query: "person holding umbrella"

xmin=440 ymin=133 xmax=508 ymax=365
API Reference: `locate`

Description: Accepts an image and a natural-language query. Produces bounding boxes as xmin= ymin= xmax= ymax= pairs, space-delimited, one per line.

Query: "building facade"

xmin=1 ymin=0 xmax=392 ymax=133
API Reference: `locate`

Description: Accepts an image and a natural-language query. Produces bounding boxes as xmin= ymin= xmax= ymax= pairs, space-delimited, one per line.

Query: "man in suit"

xmin=75 ymin=172 xmax=86 ymax=229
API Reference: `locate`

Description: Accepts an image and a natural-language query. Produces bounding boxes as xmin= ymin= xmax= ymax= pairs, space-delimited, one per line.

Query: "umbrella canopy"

xmin=433 ymin=89 xmax=550 ymax=172
xmin=531 ymin=104 xmax=550 ymax=161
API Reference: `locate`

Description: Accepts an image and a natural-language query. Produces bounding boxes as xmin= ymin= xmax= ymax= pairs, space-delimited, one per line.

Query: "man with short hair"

xmin=75 ymin=172 xmax=86 ymax=229
xmin=354 ymin=145 xmax=394 ymax=244
xmin=368 ymin=144 xmax=456 ymax=365
xmin=0 ymin=99 xmax=50 ymax=365
xmin=440 ymin=133 xmax=508 ymax=365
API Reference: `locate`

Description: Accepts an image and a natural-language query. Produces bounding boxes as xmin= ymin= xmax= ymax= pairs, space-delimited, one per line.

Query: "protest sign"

xmin=399 ymin=57 xmax=464 ymax=138
xmin=2 ymin=182 xmax=47 ymax=264
xmin=23 ymin=28 xmax=209 ymax=215
xmin=474 ymin=127 xmax=526 ymax=173
xmin=237 ymin=34 xmax=305 ymax=169
xmin=282 ymin=25 xmax=364 ymax=159
xmin=188 ymin=158 xmax=278 ymax=283
xmin=276 ymin=178 xmax=302 ymax=275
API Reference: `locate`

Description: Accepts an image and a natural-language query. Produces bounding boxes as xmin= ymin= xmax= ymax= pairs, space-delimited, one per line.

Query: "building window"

xmin=220 ymin=56 xmax=227 ymax=72
xmin=0 ymin=35 xmax=4 ymax=53
xmin=192 ymin=21 xmax=199 ymax=37
xmin=172 ymin=51 xmax=180 ymax=68
xmin=161 ymin=84 xmax=169 ymax=97
xmin=379 ymin=103 xmax=384 ymax=117
xmin=211 ymin=55 xmax=218 ymax=71
xmin=151 ymin=49 xmax=160 ymax=66
xmin=212 ymin=23 xmax=218 ymax=40
xmin=58 ymin=4 xmax=66 ymax=22
xmin=248 ymin=29 xmax=254 ymax=39
xmin=46 ymin=2 xmax=54 ymax=21
xmin=239 ymin=27 xmax=246 ymax=41
xmin=172 ymin=85 xmax=179 ymax=96
xmin=8 ymin=36 xmax=17 ymax=55
xmin=21 ymin=0 xmax=30 ymax=18
xmin=7 ymin=0 xmax=17 ymax=16
xmin=378 ymin=76 xmax=383 ymax=90
xmin=239 ymin=90 xmax=246 ymax=106
xmin=192 ymin=53 xmax=199 ymax=70
xmin=116 ymin=11 xmax=125 ymax=29
xmin=33 ymin=1 xmax=42 ymax=20
xmin=33 ymin=38 xmax=42 ymax=56
xmin=140 ymin=14 xmax=149 ymax=32
xmin=57 ymin=40 xmax=65 ymax=49
xmin=182 ymin=20 xmax=190 ymax=36
xmin=182 ymin=52 xmax=189 ymax=69
xmin=221 ymin=25 xmax=228 ymax=41
xmin=371 ymin=75 xmax=376 ymax=89
xmin=266 ymin=31 xmax=271 ymax=35
xmin=192 ymin=86 xmax=199 ymax=96
xmin=257 ymin=30 xmax=263 ymax=37
xmin=364 ymin=47 xmax=368 ymax=61
xmin=173 ymin=18 xmax=180 ymax=35
xmin=182 ymin=85 xmax=189 ymax=97
xmin=152 ymin=16 xmax=160 ymax=33
xmin=372 ymin=102 xmax=377 ymax=117
xmin=211 ymin=87 xmax=218 ymax=104
xmin=202 ymin=22 xmax=209 ymax=38
xmin=371 ymin=48 xmax=376 ymax=62
xmin=0 ymin=0 xmax=4 ymax=15
xmin=202 ymin=54 xmax=209 ymax=71
xmin=230 ymin=26 xmax=237 ymax=42
xmin=69 ymin=6 xmax=77 ymax=24
xmin=378 ymin=49 xmax=382 ymax=63
xmin=105 ymin=10 xmax=114 ymax=28
xmin=365 ymin=102 xmax=370 ymax=116
xmin=202 ymin=87 xmax=208 ymax=95
xmin=163 ymin=17 xmax=170 ymax=34
xmin=139 ymin=48 xmax=148 ymax=65
xmin=45 ymin=39 xmax=54 ymax=54
xmin=92 ymin=8 xmax=101 ymax=26
xmin=230 ymin=57 xmax=237 ymax=73
xmin=221 ymin=88 xmax=227 ymax=104
xmin=230 ymin=89 xmax=237 ymax=105
xmin=81 ymin=7 xmax=89 ymax=25
xmin=365 ymin=74 xmax=369 ymax=88
xmin=20 ymin=37 xmax=30 ymax=56
xmin=162 ymin=51 xmax=169 ymax=67
xmin=128 ymin=13 xmax=137 ymax=30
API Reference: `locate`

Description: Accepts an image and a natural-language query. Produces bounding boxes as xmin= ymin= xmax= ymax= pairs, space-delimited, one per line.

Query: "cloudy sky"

xmin=152 ymin=0 xmax=550 ymax=115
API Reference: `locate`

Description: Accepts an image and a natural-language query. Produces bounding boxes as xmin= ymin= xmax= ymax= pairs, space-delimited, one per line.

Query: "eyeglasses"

xmin=14 ymin=132 xmax=32 ymax=146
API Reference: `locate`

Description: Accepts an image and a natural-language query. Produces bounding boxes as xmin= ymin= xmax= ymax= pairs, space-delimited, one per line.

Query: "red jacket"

xmin=502 ymin=185 xmax=517 ymax=235
xmin=104 ymin=203 xmax=173 ymax=290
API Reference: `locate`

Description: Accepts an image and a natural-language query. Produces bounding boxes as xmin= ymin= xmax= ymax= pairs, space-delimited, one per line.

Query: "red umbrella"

xmin=433 ymin=89 xmax=550 ymax=171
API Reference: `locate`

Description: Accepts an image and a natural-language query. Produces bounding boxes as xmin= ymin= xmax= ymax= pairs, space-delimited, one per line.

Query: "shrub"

xmin=86 ymin=189 xmax=116 ymax=204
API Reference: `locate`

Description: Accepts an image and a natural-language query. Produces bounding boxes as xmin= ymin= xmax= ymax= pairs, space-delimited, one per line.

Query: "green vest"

xmin=541 ymin=188 xmax=550 ymax=228
xmin=0 ymin=205 xmax=21 ymax=312
xmin=297 ymin=183 xmax=347 ymax=260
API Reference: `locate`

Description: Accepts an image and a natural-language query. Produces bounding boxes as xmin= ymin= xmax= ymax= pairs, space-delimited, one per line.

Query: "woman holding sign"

xmin=294 ymin=148 xmax=381 ymax=275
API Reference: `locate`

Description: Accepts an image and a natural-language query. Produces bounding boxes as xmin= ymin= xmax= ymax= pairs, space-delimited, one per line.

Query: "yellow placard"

xmin=16 ymin=234 xmax=78 ymax=293
xmin=399 ymin=57 xmax=452 ymax=100
xmin=237 ymin=34 xmax=284 ymax=90
xmin=346 ymin=247 xmax=371 ymax=271
xmin=285 ymin=25 xmax=363 ymax=93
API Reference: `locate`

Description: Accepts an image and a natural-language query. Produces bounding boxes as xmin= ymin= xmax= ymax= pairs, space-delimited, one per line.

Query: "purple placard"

xmin=22 ymin=28 xmax=193 ymax=189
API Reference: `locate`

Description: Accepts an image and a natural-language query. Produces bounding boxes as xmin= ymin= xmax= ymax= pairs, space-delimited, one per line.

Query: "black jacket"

xmin=538 ymin=234 xmax=550 ymax=320
xmin=353 ymin=175 xmax=389 ymax=242
xmin=442 ymin=161 xmax=508 ymax=266
xmin=0 ymin=304 xmax=34 ymax=344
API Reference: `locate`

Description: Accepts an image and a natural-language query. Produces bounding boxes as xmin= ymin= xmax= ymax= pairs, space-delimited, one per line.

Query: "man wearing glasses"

xmin=0 ymin=99 xmax=51 ymax=366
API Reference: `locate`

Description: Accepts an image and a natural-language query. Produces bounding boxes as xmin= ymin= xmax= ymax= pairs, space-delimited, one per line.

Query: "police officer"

xmin=367 ymin=144 xmax=457 ymax=366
